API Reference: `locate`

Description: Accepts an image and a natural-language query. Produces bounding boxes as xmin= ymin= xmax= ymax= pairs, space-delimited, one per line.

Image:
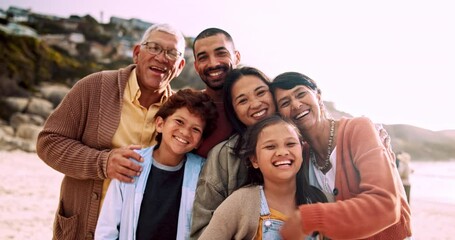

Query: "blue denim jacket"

xmin=95 ymin=146 xmax=205 ymax=240
xmin=260 ymin=186 xmax=320 ymax=240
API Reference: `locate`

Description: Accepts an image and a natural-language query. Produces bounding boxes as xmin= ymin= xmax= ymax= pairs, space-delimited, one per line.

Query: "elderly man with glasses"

xmin=36 ymin=23 xmax=186 ymax=240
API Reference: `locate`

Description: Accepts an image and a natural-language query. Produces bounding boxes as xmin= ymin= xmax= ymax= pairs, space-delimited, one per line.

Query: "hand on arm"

xmin=107 ymin=144 xmax=144 ymax=182
xmin=281 ymin=209 xmax=311 ymax=240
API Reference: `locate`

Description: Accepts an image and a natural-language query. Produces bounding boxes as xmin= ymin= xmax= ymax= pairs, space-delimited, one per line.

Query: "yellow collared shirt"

xmin=101 ymin=69 xmax=172 ymax=206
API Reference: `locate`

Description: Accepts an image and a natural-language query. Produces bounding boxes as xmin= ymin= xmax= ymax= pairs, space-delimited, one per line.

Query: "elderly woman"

xmin=270 ymin=72 xmax=412 ymax=240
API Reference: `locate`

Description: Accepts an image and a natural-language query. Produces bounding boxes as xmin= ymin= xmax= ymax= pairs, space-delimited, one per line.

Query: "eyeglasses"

xmin=141 ymin=42 xmax=182 ymax=61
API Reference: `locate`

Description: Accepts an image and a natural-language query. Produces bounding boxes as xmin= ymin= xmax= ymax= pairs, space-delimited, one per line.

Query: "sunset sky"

xmin=2 ymin=0 xmax=454 ymax=131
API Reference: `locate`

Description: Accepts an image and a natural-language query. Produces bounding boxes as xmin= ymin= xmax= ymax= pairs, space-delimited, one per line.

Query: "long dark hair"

xmin=236 ymin=114 xmax=327 ymax=204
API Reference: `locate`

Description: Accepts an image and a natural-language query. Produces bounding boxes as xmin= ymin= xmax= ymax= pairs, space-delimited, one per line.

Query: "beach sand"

xmin=1 ymin=151 xmax=454 ymax=239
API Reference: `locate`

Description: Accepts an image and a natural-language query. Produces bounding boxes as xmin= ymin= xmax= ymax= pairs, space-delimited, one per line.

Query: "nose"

xmin=208 ymin=55 xmax=219 ymax=68
xmin=290 ymin=98 xmax=302 ymax=110
xmin=250 ymin=98 xmax=262 ymax=109
xmin=276 ymin=146 xmax=290 ymax=156
xmin=154 ymin=50 xmax=169 ymax=63
xmin=179 ymin=126 xmax=191 ymax=137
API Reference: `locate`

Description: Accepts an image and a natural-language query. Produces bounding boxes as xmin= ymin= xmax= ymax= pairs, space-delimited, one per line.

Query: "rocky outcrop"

xmin=0 ymin=83 xmax=70 ymax=152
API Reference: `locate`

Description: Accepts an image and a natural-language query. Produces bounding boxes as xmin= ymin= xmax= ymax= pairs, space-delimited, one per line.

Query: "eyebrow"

xmin=278 ymin=87 xmax=304 ymax=103
xmin=196 ymin=46 xmax=229 ymax=59
xmin=234 ymin=85 xmax=268 ymax=102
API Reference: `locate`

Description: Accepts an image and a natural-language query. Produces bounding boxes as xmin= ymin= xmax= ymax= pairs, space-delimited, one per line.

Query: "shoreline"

xmin=1 ymin=151 xmax=454 ymax=239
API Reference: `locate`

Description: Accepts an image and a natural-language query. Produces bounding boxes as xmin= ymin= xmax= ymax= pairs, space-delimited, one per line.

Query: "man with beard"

xmin=36 ymin=23 xmax=186 ymax=239
xmin=192 ymin=28 xmax=241 ymax=158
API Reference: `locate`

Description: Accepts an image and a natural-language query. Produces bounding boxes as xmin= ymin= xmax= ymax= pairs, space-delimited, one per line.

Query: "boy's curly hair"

xmin=154 ymin=88 xmax=218 ymax=146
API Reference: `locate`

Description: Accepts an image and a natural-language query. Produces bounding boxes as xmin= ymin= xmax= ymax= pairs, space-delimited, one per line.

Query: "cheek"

xmin=235 ymin=106 xmax=250 ymax=123
xmin=278 ymin=108 xmax=291 ymax=117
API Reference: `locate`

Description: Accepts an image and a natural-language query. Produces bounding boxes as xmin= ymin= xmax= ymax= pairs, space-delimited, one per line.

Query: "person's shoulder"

xmin=136 ymin=146 xmax=154 ymax=155
xmin=206 ymin=134 xmax=238 ymax=155
xmin=341 ymin=116 xmax=372 ymax=124
xmin=231 ymin=185 xmax=260 ymax=200
xmin=76 ymin=64 xmax=134 ymax=85
xmin=186 ymin=152 xmax=206 ymax=162
xmin=340 ymin=116 xmax=375 ymax=130
xmin=219 ymin=186 xmax=261 ymax=215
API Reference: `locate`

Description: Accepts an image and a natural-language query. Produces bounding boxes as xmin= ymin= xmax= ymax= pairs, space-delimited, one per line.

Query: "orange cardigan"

xmin=300 ymin=117 xmax=412 ymax=239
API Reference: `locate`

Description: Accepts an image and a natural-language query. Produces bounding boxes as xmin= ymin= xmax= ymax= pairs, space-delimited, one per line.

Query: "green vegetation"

xmin=0 ymin=30 xmax=104 ymax=97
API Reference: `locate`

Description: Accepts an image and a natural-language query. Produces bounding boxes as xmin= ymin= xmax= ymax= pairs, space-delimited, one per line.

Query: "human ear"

xmin=132 ymin=44 xmax=141 ymax=64
xmin=175 ymin=58 xmax=186 ymax=77
xmin=250 ymin=155 xmax=259 ymax=169
xmin=234 ymin=50 xmax=241 ymax=65
xmin=155 ymin=116 xmax=164 ymax=133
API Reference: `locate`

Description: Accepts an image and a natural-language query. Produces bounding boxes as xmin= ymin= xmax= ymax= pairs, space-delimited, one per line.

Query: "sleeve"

xmin=299 ymin=117 xmax=402 ymax=239
xmin=198 ymin=187 xmax=258 ymax=240
xmin=36 ymin=73 xmax=111 ymax=180
xmin=189 ymin=142 xmax=231 ymax=239
xmin=95 ymin=179 xmax=123 ymax=240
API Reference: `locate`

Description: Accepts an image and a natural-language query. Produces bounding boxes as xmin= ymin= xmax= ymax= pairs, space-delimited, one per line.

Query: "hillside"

xmin=324 ymin=102 xmax=455 ymax=160
xmin=1 ymin=12 xmax=454 ymax=161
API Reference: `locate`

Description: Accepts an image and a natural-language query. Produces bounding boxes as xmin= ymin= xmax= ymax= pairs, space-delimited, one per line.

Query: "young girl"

xmin=199 ymin=114 xmax=321 ymax=240
xmin=95 ymin=89 xmax=218 ymax=240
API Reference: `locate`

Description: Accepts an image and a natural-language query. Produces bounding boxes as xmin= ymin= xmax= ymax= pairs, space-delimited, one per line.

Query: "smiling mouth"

xmin=273 ymin=160 xmax=293 ymax=167
xmin=294 ymin=110 xmax=310 ymax=120
xmin=208 ymin=70 xmax=224 ymax=77
xmin=174 ymin=136 xmax=189 ymax=144
xmin=150 ymin=66 xmax=167 ymax=73
xmin=205 ymin=66 xmax=228 ymax=79
xmin=252 ymin=109 xmax=267 ymax=118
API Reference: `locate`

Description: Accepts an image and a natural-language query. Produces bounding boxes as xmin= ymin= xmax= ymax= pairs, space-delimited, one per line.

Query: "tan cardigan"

xmin=199 ymin=185 xmax=261 ymax=240
xmin=37 ymin=65 xmax=135 ymax=240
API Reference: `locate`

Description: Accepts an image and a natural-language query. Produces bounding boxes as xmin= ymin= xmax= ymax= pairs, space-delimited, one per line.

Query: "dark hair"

xmin=236 ymin=114 xmax=302 ymax=185
xmin=270 ymin=71 xmax=321 ymax=95
xmin=154 ymin=88 xmax=218 ymax=147
xmin=237 ymin=114 xmax=328 ymax=204
xmin=192 ymin=27 xmax=235 ymax=55
xmin=223 ymin=66 xmax=272 ymax=134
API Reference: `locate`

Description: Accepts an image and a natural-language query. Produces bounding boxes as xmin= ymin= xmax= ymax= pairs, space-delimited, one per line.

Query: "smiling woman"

xmin=271 ymin=72 xmax=412 ymax=239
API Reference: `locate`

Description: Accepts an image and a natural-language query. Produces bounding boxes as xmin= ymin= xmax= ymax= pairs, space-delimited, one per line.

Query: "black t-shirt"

xmin=135 ymin=160 xmax=185 ymax=240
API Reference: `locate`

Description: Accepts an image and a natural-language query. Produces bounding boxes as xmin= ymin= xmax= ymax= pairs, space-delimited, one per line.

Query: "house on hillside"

xmin=6 ymin=6 xmax=31 ymax=22
xmin=0 ymin=22 xmax=37 ymax=37
xmin=0 ymin=9 xmax=6 ymax=19
xmin=130 ymin=18 xmax=152 ymax=30
xmin=40 ymin=32 xmax=85 ymax=56
xmin=110 ymin=16 xmax=153 ymax=31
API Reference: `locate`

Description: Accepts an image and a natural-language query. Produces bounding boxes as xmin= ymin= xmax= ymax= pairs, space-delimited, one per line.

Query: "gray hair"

xmin=140 ymin=23 xmax=186 ymax=53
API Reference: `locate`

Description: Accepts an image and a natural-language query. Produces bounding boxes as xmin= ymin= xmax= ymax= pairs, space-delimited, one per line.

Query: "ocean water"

xmin=411 ymin=160 xmax=455 ymax=205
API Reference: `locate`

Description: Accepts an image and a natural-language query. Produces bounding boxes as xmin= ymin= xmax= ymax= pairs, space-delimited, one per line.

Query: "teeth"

xmin=252 ymin=110 xmax=266 ymax=118
xmin=151 ymin=66 xmax=166 ymax=72
xmin=295 ymin=110 xmax=309 ymax=120
xmin=209 ymin=71 xmax=223 ymax=77
xmin=273 ymin=160 xmax=292 ymax=166
xmin=175 ymin=136 xmax=188 ymax=144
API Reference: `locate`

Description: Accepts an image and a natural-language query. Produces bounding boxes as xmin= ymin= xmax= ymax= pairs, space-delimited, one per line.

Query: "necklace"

xmin=311 ymin=119 xmax=335 ymax=171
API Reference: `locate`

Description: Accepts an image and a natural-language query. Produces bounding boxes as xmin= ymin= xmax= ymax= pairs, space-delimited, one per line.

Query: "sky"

xmin=2 ymin=0 xmax=455 ymax=131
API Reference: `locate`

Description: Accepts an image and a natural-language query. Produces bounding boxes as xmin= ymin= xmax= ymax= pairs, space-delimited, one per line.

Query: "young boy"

xmin=95 ymin=89 xmax=218 ymax=240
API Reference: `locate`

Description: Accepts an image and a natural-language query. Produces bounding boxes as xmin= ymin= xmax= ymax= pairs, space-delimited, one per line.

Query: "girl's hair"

xmin=154 ymin=88 xmax=218 ymax=148
xmin=236 ymin=114 xmax=302 ymax=185
xmin=223 ymin=66 xmax=272 ymax=135
xmin=237 ymin=114 xmax=328 ymax=204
